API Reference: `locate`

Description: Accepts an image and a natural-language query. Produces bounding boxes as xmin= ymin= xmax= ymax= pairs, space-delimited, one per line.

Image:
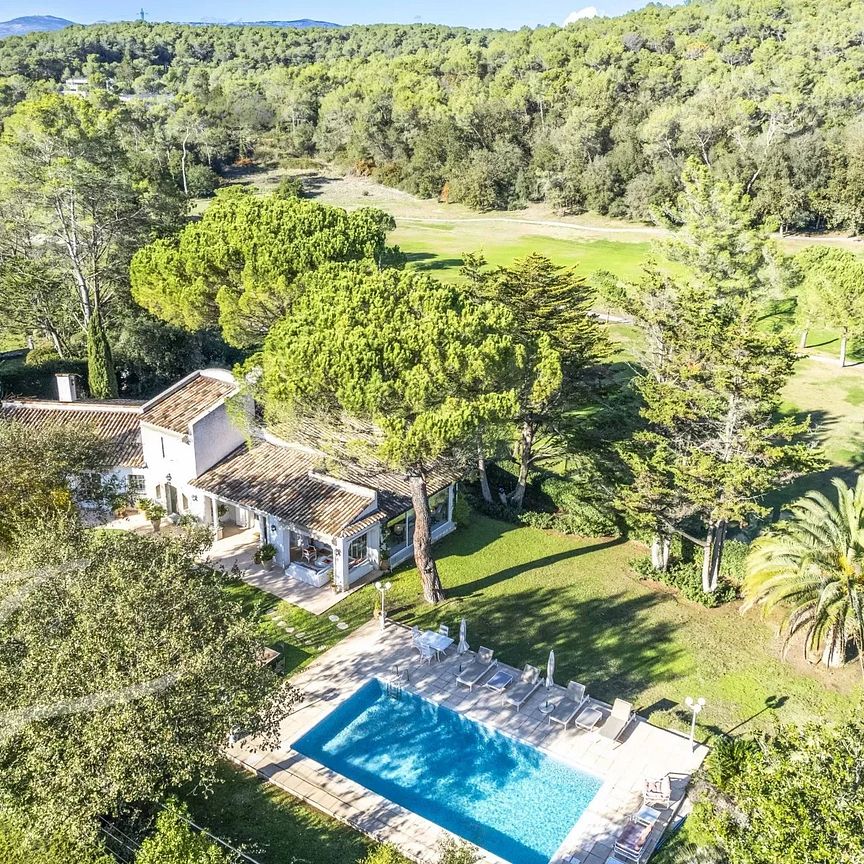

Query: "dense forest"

xmin=1 ymin=0 xmax=864 ymax=231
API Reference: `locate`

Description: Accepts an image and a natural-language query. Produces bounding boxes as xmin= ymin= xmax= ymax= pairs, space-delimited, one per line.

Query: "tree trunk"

xmin=820 ymin=628 xmax=846 ymax=668
xmin=701 ymin=520 xmax=728 ymax=593
xmin=701 ymin=534 xmax=713 ymax=593
xmin=180 ymin=131 xmax=190 ymax=198
xmin=510 ymin=421 xmax=536 ymax=511
xmin=651 ymin=536 xmax=663 ymax=570
xmin=799 ymin=326 xmax=809 ymax=350
xmin=477 ymin=445 xmax=492 ymax=504
xmin=408 ymin=471 xmax=445 ymax=604
xmin=650 ymin=534 xmax=671 ymax=571
xmin=840 ymin=329 xmax=848 ymax=368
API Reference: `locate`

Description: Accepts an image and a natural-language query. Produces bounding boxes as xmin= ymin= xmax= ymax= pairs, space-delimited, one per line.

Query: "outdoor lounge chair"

xmin=483 ymin=667 xmax=514 ymax=696
xmin=600 ymin=698 xmax=636 ymax=742
xmin=504 ymin=664 xmax=542 ymax=710
xmin=613 ymin=819 xmax=652 ymax=862
xmin=456 ymin=646 xmax=495 ymax=690
xmin=643 ymin=775 xmax=672 ymax=809
xmin=547 ymin=681 xmax=589 ymax=728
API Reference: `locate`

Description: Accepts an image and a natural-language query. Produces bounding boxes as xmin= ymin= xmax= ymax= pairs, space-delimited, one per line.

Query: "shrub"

xmin=718 ymin=539 xmax=749 ymax=587
xmin=630 ymin=556 xmax=737 ymax=607
xmin=452 ymin=493 xmax=471 ymax=528
xmin=272 ymin=176 xmax=305 ymax=199
xmin=361 ymin=844 xmax=411 ymax=864
xmin=184 ymin=163 xmax=220 ymax=198
xmin=705 ymin=735 xmax=759 ymax=790
xmin=437 ymin=838 xmax=480 ymax=864
xmin=538 ymin=475 xmax=621 ymax=537
xmin=136 ymin=799 xmax=230 ymax=864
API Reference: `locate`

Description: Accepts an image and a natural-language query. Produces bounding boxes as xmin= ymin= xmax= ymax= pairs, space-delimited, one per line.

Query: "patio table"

xmin=417 ymin=630 xmax=454 ymax=659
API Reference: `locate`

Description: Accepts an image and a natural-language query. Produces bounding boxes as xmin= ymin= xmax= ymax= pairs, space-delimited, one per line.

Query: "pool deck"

xmin=227 ymin=620 xmax=708 ymax=864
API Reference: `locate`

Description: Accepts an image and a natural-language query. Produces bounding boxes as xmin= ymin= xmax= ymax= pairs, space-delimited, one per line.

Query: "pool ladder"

xmin=386 ymin=681 xmax=403 ymax=700
xmin=387 ymin=664 xmax=408 ymax=700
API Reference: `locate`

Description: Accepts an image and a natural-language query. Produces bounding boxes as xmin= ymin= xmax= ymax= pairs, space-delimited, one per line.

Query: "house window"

xmin=160 ymin=437 xmax=165 ymax=458
xmin=181 ymin=494 xmax=189 ymax=511
xmin=429 ymin=490 xmax=449 ymax=529
xmin=384 ymin=513 xmax=412 ymax=556
xmin=348 ymin=534 xmax=368 ymax=568
xmin=127 ymin=474 xmax=146 ymax=496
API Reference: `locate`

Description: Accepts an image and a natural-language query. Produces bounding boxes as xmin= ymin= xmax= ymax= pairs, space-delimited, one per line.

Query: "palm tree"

xmin=743 ymin=477 xmax=864 ymax=676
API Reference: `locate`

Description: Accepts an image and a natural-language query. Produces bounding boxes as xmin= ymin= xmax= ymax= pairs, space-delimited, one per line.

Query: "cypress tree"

xmin=86 ymin=309 xmax=118 ymax=399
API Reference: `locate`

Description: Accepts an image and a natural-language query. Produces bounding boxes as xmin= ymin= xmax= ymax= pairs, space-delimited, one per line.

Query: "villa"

xmin=0 ymin=369 xmax=459 ymax=596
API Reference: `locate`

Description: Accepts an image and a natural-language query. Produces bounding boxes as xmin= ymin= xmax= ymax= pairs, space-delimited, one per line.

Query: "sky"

xmin=5 ymin=0 xmax=676 ymax=30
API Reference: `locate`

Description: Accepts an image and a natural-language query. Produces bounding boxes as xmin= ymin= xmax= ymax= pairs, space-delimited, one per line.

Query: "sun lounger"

xmin=600 ymin=698 xmax=635 ymax=742
xmin=504 ymin=664 xmax=542 ymax=710
xmin=456 ymin=646 xmax=495 ymax=690
xmin=548 ymin=681 xmax=588 ymax=728
xmin=643 ymin=775 xmax=672 ymax=809
xmin=483 ymin=667 xmax=514 ymax=696
xmin=613 ymin=820 xmax=652 ymax=862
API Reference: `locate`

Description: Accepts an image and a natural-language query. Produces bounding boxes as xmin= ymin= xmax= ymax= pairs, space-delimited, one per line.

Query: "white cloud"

xmin=564 ymin=7 xmax=600 ymax=24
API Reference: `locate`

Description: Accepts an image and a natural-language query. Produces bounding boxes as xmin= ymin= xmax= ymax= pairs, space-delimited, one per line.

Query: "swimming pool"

xmin=292 ymin=679 xmax=602 ymax=864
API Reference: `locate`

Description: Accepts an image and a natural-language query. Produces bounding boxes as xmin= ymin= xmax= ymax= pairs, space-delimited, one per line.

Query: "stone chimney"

xmin=56 ymin=373 xmax=80 ymax=402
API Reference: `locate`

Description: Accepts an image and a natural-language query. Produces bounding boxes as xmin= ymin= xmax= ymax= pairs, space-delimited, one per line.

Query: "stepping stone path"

xmin=337 ymin=622 xmax=349 ymax=631
xmin=328 ymin=614 xmax=340 ymax=622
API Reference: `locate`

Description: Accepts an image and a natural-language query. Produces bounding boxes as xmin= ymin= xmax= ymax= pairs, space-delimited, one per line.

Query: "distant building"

xmin=62 ymin=76 xmax=88 ymax=96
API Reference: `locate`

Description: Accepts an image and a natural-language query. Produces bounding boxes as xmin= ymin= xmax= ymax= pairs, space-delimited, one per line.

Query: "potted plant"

xmin=254 ymin=543 xmax=277 ymax=571
xmin=137 ymin=498 xmax=166 ymax=532
xmin=379 ymin=538 xmax=391 ymax=573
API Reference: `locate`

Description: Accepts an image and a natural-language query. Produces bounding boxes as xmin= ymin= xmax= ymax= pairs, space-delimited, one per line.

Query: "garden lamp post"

xmin=685 ymin=696 xmax=706 ymax=750
xmin=375 ymin=580 xmax=392 ymax=631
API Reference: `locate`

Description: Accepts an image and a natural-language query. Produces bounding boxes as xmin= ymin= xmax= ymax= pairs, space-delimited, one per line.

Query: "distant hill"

xmin=190 ymin=19 xmax=342 ymax=28
xmin=0 ymin=16 xmax=339 ymax=39
xmin=0 ymin=15 xmax=75 ymax=38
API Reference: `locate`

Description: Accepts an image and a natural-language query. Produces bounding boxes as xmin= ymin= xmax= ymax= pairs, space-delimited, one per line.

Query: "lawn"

xmin=199 ymin=512 xmax=858 ymax=863
xmin=185 ymin=763 xmax=374 ymax=864
xmin=233 ymin=514 xmax=858 ymax=743
xmin=395 ymin=222 xmax=651 ymax=283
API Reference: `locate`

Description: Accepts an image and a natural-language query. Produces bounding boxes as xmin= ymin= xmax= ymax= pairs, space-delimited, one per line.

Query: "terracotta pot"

xmin=150 ymin=519 xmax=161 ymax=533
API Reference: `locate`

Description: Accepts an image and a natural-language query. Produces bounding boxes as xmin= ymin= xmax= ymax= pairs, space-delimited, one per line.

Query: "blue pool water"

xmin=293 ymin=679 xmax=602 ymax=864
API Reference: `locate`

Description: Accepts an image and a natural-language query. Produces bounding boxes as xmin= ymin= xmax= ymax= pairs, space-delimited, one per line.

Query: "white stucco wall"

xmin=191 ymin=403 xmax=246 ymax=477
xmin=140 ymin=423 xmax=197 ymax=492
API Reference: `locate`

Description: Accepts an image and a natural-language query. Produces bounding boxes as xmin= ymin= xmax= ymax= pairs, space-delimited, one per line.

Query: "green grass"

xmin=202 ymin=513 xmax=858 ymax=862
xmin=394 ymin=223 xmax=651 ymax=283
xmin=235 ymin=516 xmax=858 ymax=743
xmin=185 ymin=763 xmax=374 ymax=864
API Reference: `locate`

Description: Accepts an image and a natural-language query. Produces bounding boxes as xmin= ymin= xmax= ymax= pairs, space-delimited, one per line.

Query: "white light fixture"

xmin=684 ymin=696 xmax=706 ymax=750
xmin=375 ymin=580 xmax=393 ymax=631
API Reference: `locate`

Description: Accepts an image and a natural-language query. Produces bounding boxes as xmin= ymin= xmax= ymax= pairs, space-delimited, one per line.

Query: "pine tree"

xmin=462 ymin=253 xmax=608 ymax=509
xmin=619 ymin=166 xmax=822 ymax=592
xmin=86 ymin=309 xmax=118 ymax=399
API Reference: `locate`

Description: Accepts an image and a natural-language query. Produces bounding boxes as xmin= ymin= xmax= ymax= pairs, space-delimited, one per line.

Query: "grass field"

xmin=186 ymin=763 xmax=374 ymax=864
xmin=198 ymin=511 xmax=859 ymax=863
xmin=232 ymin=514 xmax=858 ymax=742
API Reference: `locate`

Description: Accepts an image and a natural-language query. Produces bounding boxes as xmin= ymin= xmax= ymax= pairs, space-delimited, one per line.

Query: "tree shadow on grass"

xmin=403 ymin=251 xmax=464 ymax=272
xmin=396 ymin=584 xmax=681 ymax=706
xmin=450 ymin=536 xmax=625 ymax=597
xmin=186 ymin=763 xmax=372 ymax=864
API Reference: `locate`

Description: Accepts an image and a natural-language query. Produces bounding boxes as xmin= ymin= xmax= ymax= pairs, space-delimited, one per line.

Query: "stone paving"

xmin=228 ymin=620 xmax=708 ymax=864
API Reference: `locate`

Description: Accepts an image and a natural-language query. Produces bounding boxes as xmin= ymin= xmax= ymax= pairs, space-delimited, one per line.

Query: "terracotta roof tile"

xmin=142 ymin=374 xmax=236 ymax=434
xmin=0 ymin=401 xmax=145 ymax=468
xmin=192 ymin=442 xmax=376 ymax=537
